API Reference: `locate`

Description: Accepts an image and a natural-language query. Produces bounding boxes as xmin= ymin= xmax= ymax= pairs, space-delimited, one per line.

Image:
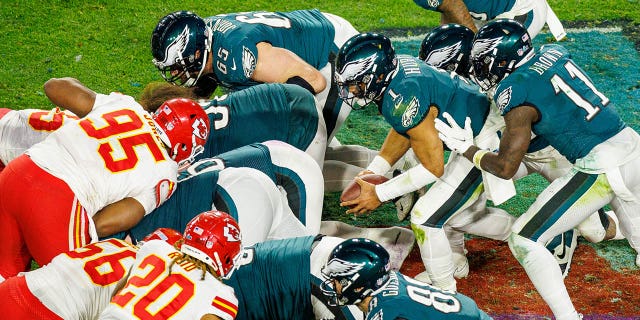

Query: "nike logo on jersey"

xmin=229 ymin=59 xmax=237 ymax=71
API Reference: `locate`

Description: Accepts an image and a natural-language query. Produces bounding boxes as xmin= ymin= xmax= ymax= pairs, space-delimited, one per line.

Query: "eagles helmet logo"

xmin=424 ymin=41 xmax=463 ymax=68
xmin=157 ymin=25 xmax=190 ymax=68
xmin=496 ymin=86 xmax=513 ymax=114
xmin=471 ymin=37 xmax=502 ymax=59
xmin=336 ymin=53 xmax=377 ymax=83
xmin=323 ymin=258 xmax=366 ymax=278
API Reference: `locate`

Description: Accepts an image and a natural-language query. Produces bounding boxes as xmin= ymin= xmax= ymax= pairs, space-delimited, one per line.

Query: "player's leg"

xmin=5 ymin=155 xmax=92 ymax=269
xmin=215 ymin=167 xmax=289 ymax=246
xmin=409 ymin=153 xmax=484 ymax=291
xmin=508 ymin=170 xmax=613 ymax=320
xmin=0 ymin=275 xmax=63 ymax=319
xmin=264 ymin=140 xmax=324 ymax=235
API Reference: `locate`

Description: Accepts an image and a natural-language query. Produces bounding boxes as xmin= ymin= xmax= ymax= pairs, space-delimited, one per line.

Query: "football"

xmin=340 ymin=174 xmax=389 ymax=203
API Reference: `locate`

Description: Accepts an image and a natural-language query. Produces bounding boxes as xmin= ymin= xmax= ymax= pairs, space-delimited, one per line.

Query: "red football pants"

xmin=0 ymin=275 xmax=63 ymax=319
xmin=0 ymin=154 xmax=91 ymax=279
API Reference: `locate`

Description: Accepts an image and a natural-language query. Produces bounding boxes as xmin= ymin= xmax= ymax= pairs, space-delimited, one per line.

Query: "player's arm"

xmin=463 ymin=105 xmax=535 ymax=179
xmin=93 ymin=197 xmax=146 ymax=238
xmin=437 ymin=0 xmax=478 ymax=33
xmin=252 ymin=42 xmax=326 ymax=94
xmin=407 ymin=106 xmax=445 ymax=177
xmin=43 ymin=77 xmax=96 ymax=118
xmin=200 ymin=315 xmax=223 ymax=320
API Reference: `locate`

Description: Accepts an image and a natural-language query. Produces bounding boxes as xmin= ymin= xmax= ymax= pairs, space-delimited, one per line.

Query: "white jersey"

xmin=26 ymin=93 xmax=178 ymax=215
xmin=25 ymin=238 xmax=137 ymax=320
xmin=100 ymin=240 xmax=239 ymax=320
xmin=0 ymin=108 xmax=78 ymax=165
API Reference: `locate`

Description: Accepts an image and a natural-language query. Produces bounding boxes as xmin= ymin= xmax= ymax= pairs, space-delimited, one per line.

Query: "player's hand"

xmin=340 ymin=178 xmax=383 ymax=215
xmin=356 ymin=169 xmax=375 ymax=177
xmin=434 ymin=112 xmax=474 ymax=154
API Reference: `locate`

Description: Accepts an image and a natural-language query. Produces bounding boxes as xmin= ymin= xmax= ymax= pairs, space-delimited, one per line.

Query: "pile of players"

xmin=0 ymin=1 xmax=639 ymax=319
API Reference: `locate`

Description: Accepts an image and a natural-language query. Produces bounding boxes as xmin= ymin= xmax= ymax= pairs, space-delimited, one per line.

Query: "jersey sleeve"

xmin=382 ymin=78 xmax=431 ymax=135
xmin=494 ymin=75 xmax=528 ymax=116
xmin=134 ymin=175 xmax=177 ymax=215
xmin=207 ymin=286 xmax=240 ymax=320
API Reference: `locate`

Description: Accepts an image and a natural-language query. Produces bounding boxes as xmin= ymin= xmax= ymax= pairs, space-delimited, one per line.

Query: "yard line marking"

xmin=391 ymin=27 xmax=623 ymax=42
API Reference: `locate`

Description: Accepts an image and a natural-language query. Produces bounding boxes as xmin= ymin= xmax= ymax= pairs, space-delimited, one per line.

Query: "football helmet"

xmin=152 ymin=98 xmax=210 ymax=167
xmin=151 ymin=11 xmax=212 ymax=87
xmin=470 ymin=19 xmax=534 ymax=91
xmin=334 ymin=33 xmax=398 ymax=109
xmin=141 ymin=227 xmax=184 ymax=247
xmin=419 ymin=23 xmax=474 ymax=77
xmin=181 ymin=210 xmax=242 ymax=279
xmin=320 ymin=238 xmax=391 ymax=306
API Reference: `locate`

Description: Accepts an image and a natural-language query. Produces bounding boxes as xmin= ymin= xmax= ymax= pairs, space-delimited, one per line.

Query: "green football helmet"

xmin=334 ymin=33 xmax=398 ymax=109
xmin=470 ymin=19 xmax=534 ymax=91
xmin=320 ymin=238 xmax=391 ymax=306
xmin=151 ymin=11 xmax=212 ymax=87
xmin=419 ymin=23 xmax=474 ymax=77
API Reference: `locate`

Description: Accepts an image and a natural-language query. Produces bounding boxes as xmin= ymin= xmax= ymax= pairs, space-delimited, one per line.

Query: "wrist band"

xmin=472 ymin=149 xmax=489 ymax=170
xmin=366 ymin=155 xmax=392 ymax=175
xmin=375 ymin=164 xmax=437 ymax=202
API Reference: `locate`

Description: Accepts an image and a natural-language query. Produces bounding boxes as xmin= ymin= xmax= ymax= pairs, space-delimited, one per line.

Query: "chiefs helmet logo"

xmin=224 ymin=223 xmax=241 ymax=242
xmin=192 ymin=118 xmax=208 ymax=140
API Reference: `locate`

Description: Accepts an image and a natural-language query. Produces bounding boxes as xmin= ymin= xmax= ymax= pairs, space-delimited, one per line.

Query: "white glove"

xmin=434 ymin=112 xmax=474 ymax=154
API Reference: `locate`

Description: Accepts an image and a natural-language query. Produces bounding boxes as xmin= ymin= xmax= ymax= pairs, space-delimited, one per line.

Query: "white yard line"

xmin=390 ymin=26 xmax=623 ymax=42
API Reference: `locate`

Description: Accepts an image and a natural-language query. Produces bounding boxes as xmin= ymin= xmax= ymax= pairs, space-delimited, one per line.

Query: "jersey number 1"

xmin=550 ymin=61 xmax=609 ymax=121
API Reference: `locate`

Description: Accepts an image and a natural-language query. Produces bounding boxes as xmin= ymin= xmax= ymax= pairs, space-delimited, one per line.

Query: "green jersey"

xmin=380 ymin=55 xmax=490 ymax=139
xmin=199 ymin=83 xmax=318 ymax=159
xmin=225 ymin=236 xmax=317 ymax=320
xmin=497 ymin=44 xmax=625 ymax=162
xmin=206 ymin=9 xmax=335 ymax=89
xmin=367 ymin=271 xmax=492 ymax=320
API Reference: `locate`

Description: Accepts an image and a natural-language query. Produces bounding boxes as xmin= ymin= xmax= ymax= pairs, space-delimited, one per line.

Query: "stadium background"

xmin=1 ymin=1 xmax=639 ymax=318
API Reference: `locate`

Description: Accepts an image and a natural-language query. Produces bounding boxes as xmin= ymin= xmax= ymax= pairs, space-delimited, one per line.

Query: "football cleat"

xmin=452 ymin=251 xmax=470 ymax=279
xmin=391 ymin=169 xmax=426 ymax=221
xmin=546 ymin=229 xmax=578 ymax=278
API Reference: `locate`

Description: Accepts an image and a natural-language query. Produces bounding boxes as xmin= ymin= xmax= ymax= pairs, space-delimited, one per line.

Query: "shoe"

xmin=391 ymin=169 xmax=419 ymax=221
xmin=452 ymin=252 xmax=469 ymax=279
xmin=603 ymin=210 xmax=625 ymax=241
xmin=545 ymin=229 xmax=578 ymax=278
xmin=394 ymin=191 xmax=417 ymax=221
xmin=414 ymin=271 xmax=432 ymax=284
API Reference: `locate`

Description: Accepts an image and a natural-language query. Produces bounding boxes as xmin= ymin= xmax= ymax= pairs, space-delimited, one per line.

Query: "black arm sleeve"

xmin=286 ymin=76 xmax=316 ymax=95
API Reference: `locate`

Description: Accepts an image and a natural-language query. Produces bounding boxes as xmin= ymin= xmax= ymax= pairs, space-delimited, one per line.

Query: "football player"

xmin=436 ymin=19 xmax=640 ymax=319
xmin=0 ymin=228 xmax=181 ymax=319
xmin=100 ymin=210 xmax=241 ymax=320
xmin=150 ymin=9 xmax=358 ymax=142
xmin=320 ymin=238 xmax=492 ymax=319
xmin=418 ymin=23 xmax=622 ymax=280
xmin=413 ymin=0 xmax=566 ymax=41
xmin=126 ymin=140 xmax=323 ymax=245
xmin=0 ymin=78 xmax=209 ymax=282
xmin=335 ymin=32 xmax=517 ymax=291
